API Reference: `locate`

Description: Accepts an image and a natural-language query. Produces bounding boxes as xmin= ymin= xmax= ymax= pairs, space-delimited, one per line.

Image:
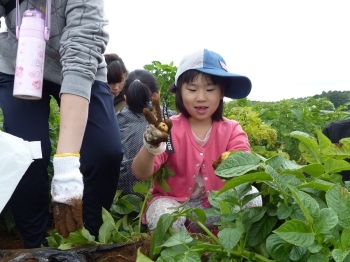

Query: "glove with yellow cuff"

xmin=51 ymin=153 xmax=83 ymax=238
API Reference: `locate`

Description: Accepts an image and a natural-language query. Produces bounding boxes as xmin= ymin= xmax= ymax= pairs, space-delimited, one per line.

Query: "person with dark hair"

xmin=104 ymin=53 xmax=128 ymax=113
xmin=0 ymin=0 xmax=123 ymax=248
xmin=322 ymin=119 xmax=350 ymax=181
xmin=116 ymin=69 xmax=161 ymax=196
xmin=132 ymin=49 xmax=262 ymax=232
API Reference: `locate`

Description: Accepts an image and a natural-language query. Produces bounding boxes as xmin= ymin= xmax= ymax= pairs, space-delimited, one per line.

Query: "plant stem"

xmin=138 ymin=177 xmax=155 ymax=231
xmin=191 ymin=247 xmax=275 ymax=262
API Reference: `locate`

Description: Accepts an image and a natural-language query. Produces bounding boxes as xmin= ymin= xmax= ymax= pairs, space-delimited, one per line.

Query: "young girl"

xmin=132 ymin=49 xmax=261 ymax=232
xmin=104 ymin=53 xmax=129 ymax=113
xmin=117 ymin=70 xmax=160 ymax=196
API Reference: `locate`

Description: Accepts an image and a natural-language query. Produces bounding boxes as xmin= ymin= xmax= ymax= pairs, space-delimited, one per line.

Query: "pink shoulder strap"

xmin=16 ymin=0 xmax=51 ymax=40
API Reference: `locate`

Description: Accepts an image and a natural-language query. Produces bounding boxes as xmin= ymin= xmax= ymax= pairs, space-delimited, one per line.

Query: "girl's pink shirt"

xmin=144 ymin=114 xmax=250 ymax=202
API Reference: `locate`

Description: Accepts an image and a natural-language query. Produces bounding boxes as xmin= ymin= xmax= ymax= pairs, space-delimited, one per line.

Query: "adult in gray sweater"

xmin=0 ymin=0 xmax=123 ymax=248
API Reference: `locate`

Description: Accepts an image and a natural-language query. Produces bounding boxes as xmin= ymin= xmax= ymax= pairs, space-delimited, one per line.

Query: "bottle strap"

xmin=16 ymin=0 xmax=51 ymax=40
xmin=4 ymin=0 xmax=24 ymax=15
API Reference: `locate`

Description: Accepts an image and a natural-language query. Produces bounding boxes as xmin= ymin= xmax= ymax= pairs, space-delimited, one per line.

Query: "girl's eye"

xmin=207 ymin=89 xmax=215 ymax=92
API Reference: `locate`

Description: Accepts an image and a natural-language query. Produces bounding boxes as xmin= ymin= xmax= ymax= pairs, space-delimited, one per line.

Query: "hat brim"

xmin=168 ymin=69 xmax=251 ymax=99
xmin=197 ymin=68 xmax=251 ymax=99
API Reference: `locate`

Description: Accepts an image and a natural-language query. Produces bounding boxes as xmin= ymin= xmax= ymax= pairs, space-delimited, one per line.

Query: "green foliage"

xmin=252 ymin=97 xmax=349 ymax=162
xmin=0 ymin=107 xmax=3 ymax=131
xmin=143 ymin=61 xmax=177 ymax=111
xmin=48 ymin=97 xmax=60 ymax=176
xmin=138 ymin=131 xmax=350 ymax=261
xmin=46 ymin=165 xmax=175 ymax=249
xmin=224 ymin=100 xmax=279 ymax=158
xmin=314 ymin=90 xmax=350 ymax=109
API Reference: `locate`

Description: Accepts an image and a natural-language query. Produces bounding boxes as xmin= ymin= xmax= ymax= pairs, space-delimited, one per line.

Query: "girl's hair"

xmin=175 ymin=70 xmax=226 ymax=121
xmin=124 ymin=70 xmax=159 ymax=114
xmin=104 ymin=53 xmax=128 ymax=84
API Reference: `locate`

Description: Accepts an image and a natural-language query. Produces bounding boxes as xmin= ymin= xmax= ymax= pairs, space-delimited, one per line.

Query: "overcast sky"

xmin=1 ymin=1 xmax=349 ymax=102
xmin=104 ymin=0 xmax=350 ymax=102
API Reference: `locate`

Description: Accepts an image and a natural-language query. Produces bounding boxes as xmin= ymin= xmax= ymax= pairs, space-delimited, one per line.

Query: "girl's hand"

xmin=142 ymin=96 xmax=172 ymax=151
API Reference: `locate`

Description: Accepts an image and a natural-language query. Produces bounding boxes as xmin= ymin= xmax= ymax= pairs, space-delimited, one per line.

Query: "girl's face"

xmin=109 ymin=73 xmax=127 ymax=96
xmin=181 ymin=73 xmax=223 ymax=123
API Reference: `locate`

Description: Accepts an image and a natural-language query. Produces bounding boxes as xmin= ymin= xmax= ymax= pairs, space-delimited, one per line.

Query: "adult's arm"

xmin=57 ymin=0 xmax=109 ymax=153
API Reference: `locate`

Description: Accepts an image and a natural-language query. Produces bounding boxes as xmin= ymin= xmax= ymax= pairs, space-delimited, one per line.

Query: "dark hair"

xmin=175 ymin=70 xmax=226 ymax=121
xmin=124 ymin=70 xmax=159 ymax=114
xmin=104 ymin=53 xmax=128 ymax=84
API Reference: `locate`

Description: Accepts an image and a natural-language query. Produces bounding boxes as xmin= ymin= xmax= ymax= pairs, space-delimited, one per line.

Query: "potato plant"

xmin=139 ymin=131 xmax=350 ymax=261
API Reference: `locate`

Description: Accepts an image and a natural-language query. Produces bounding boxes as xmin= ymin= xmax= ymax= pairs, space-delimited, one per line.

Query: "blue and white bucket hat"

xmin=169 ymin=49 xmax=251 ymax=99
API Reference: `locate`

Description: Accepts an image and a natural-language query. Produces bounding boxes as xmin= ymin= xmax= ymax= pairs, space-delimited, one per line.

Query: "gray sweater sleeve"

xmin=59 ymin=0 xmax=109 ymax=100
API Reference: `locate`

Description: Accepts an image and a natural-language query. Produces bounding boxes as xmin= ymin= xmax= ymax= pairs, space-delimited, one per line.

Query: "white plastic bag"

xmin=0 ymin=130 xmax=42 ymax=213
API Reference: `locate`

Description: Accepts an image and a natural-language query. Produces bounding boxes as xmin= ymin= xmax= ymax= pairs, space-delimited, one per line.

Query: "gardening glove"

xmin=51 ymin=153 xmax=83 ymax=238
xmin=142 ymin=96 xmax=172 ymax=155
xmin=143 ymin=124 xmax=167 ymax=155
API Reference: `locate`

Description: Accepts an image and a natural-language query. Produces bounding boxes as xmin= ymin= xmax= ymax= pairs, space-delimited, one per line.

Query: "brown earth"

xmin=0 ymin=217 xmax=152 ymax=262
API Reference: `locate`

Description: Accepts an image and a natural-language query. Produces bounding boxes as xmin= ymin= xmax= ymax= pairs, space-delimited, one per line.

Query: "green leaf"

xmin=66 ymin=229 xmax=92 ymax=244
xmin=277 ymin=203 xmax=293 ymax=219
xmin=289 ymin=186 xmax=320 ymax=222
xmin=289 ymin=131 xmax=321 ymax=164
xmin=307 ymin=242 xmax=323 ymax=253
xmin=102 ymin=207 xmax=115 ymax=224
xmin=323 ymin=138 xmax=350 ymax=159
xmin=98 ymin=220 xmax=113 ymax=243
xmin=332 ymin=249 xmax=350 ymax=262
xmin=115 ymin=198 xmax=134 ymax=215
xmin=219 ymin=200 xmax=231 ymax=214
xmin=324 ymin=159 xmax=350 ymax=174
xmin=281 ymin=158 xmax=304 ymax=170
xmin=190 ymin=208 xmax=206 ymax=225
xmin=266 ymin=154 xmax=285 ymax=169
xmin=160 ymin=245 xmax=187 ymax=259
xmin=150 ymin=213 xmax=174 ymax=258
xmin=273 ymin=219 xmax=315 ymax=247
xmin=218 ymin=226 xmax=245 ymax=254
xmin=136 ymin=247 xmax=153 ymax=262
xmin=317 ymin=130 xmax=332 ymax=151
xmin=122 ymin=194 xmax=143 ymax=212
xmin=218 ymin=172 xmax=272 ymax=195
xmin=242 ymin=206 xmax=266 ymax=226
xmin=266 ymin=233 xmax=291 ymax=262
xmin=264 ymin=164 xmax=289 ymax=193
xmin=326 ymin=185 xmax=350 ymax=228
xmin=133 ymin=180 xmax=151 ymax=196
xmin=341 ymin=228 xmax=350 ymax=250
xmin=297 ymin=179 xmax=334 ymax=192
xmin=161 ymin=230 xmax=193 ymax=247
xmin=58 ymin=242 xmax=73 ymax=250
xmin=80 ymin=227 xmax=95 ymax=242
xmin=173 ymin=251 xmax=201 ymax=262
xmin=289 ymin=246 xmax=308 ymax=261
xmin=247 ymin=214 xmax=278 ymax=246
xmin=300 ymin=164 xmax=325 ymax=177
xmin=307 ymin=253 xmax=330 ymax=262
xmin=313 ymin=208 xmax=338 ymax=234
xmin=215 ymin=151 xmax=261 ymax=178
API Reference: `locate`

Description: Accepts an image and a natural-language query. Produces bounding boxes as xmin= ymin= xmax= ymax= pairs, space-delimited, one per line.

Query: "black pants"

xmin=0 ymin=72 xmax=123 ymax=248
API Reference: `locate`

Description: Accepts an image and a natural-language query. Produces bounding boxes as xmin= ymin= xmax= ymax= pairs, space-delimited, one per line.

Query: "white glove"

xmin=51 ymin=154 xmax=83 ymax=204
xmin=243 ymin=185 xmax=263 ymax=209
xmin=51 ymin=154 xmax=84 ymax=238
xmin=143 ymin=124 xmax=167 ymax=155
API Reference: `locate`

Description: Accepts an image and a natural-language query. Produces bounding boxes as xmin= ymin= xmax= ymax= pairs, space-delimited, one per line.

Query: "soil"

xmin=0 ymin=217 xmax=151 ymax=262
